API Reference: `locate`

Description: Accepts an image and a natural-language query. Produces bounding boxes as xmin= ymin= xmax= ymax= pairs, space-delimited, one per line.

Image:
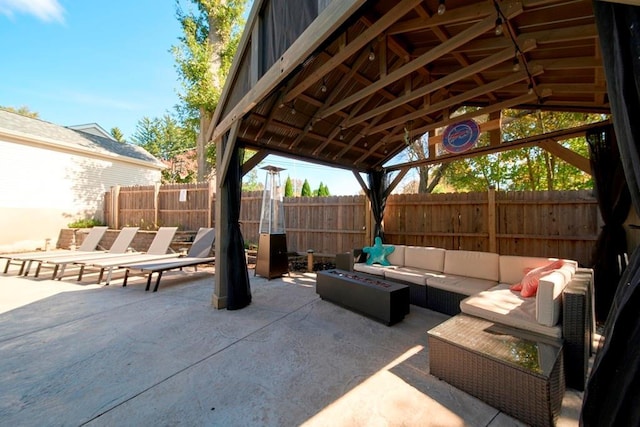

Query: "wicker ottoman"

xmin=428 ymin=315 xmax=565 ymax=427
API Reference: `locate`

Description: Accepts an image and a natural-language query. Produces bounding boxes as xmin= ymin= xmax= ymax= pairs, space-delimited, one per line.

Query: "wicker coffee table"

xmin=428 ymin=314 xmax=565 ymax=427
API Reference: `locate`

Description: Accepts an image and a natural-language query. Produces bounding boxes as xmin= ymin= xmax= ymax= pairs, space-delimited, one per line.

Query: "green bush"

xmin=67 ymin=218 xmax=105 ymax=228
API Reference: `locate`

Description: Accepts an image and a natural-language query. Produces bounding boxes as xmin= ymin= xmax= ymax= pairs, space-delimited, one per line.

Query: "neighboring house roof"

xmin=67 ymin=123 xmax=115 ymax=140
xmin=0 ymin=110 xmax=165 ymax=170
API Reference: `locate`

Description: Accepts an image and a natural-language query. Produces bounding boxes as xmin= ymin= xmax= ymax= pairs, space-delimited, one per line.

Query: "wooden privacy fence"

xmin=105 ymin=182 xmax=215 ymax=231
xmin=104 ymin=184 xmax=600 ymax=266
xmin=384 ymin=189 xmax=600 ymax=267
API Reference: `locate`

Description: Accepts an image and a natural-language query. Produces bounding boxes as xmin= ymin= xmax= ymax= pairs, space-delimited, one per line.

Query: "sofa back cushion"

xmin=499 ymin=255 xmax=564 ymax=285
xmin=385 ymin=245 xmax=405 ymax=266
xmin=443 ymin=250 xmax=500 ymax=282
xmin=404 ymin=246 xmax=445 ymax=272
xmin=536 ymin=261 xmax=578 ymax=326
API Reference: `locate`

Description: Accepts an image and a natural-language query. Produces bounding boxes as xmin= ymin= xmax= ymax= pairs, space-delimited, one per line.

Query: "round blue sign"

xmin=442 ymin=119 xmax=480 ymax=153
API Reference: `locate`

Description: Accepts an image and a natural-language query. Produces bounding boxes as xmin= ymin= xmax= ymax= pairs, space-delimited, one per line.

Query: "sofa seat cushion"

xmin=353 ymin=262 xmax=396 ymax=276
xmin=443 ymin=250 xmax=500 ymax=282
xmin=384 ymin=266 xmax=440 ymax=285
xmin=426 ymin=274 xmax=497 ymax=296
xmin=460 ymin=285 xmax=562 ymax=339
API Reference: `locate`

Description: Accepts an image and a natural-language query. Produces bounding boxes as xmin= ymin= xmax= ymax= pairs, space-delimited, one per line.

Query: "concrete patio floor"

xmin=0 ymin=266 xmax=584 ymax=426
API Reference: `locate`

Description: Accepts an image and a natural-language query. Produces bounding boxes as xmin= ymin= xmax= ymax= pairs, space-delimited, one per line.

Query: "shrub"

xmin=67 ymin=218 xmax=105 ymax=228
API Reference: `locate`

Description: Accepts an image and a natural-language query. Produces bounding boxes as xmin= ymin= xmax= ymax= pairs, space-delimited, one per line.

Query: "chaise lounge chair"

xmin=119 ymin=227 xmax=215 ymax=292
xmin=24 ymin=227 xmax=139 ymax=279
xmin=74 ymin=227 xmax=180 ymax=285
xmin=2 ymin=226 xmax=108 ymax=275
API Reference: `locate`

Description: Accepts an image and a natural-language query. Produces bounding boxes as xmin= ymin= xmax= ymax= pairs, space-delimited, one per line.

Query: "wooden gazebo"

xmin=209 ymin=0 xmax=610 ymax=309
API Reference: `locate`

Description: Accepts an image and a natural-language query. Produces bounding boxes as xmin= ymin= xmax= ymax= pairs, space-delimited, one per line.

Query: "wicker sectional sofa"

xmin=341 ymin=244 xmax=593 ymax=391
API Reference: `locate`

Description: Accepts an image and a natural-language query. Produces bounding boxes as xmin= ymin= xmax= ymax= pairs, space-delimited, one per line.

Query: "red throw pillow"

xmin=510 ymin=260 xmax=565 ymax=298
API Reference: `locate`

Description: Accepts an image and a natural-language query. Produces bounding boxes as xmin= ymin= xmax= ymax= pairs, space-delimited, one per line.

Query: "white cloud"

xmin=0 ymin=0 xmax=65 ymax=23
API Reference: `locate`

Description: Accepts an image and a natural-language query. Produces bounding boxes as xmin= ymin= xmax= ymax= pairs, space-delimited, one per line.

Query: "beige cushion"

xmin=403 ymin=246 xmax=445 ymax=272
xmin=536 ymin=262 xmax=577 ymax=326
xmin=443 ymin=250 xmax=500 ymax=282
xmin=384 ymin=266 xmax=439 ymax=285
xmin=460 ymin=285 xmax=562 ymax=339
xmin=426 ymin=274 xmax=497 ymax=296
xmin=384 ymin=244 xmax=405 ymax=266
xmin=499 ymin=255 xmax=562 ymax=285
xmin=353 ymin=263 xmax=395 ymax=277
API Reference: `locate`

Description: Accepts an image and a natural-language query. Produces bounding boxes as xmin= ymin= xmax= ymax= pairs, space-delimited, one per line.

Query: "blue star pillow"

xmin=362 ymin=236 xmax=395 ymax=266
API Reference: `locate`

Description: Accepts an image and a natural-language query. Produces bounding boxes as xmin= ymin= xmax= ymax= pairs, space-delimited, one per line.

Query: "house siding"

xmin=0 ymin=138 xmax=160 ymax=251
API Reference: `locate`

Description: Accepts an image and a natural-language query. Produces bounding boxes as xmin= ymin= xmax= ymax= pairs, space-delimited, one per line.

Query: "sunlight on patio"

xmin=0 ymin=276 xmax=102 ymax=314
xmin=302 ymin=345 xmax=466 ymax=427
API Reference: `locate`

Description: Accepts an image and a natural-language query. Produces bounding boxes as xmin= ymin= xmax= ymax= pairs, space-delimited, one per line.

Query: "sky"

xmin=0 ymin=0 xmax=375 ymax=196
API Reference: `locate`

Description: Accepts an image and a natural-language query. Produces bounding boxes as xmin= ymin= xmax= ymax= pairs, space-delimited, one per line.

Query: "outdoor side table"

xmin=428 ymin=314 xmax=565 ymax=427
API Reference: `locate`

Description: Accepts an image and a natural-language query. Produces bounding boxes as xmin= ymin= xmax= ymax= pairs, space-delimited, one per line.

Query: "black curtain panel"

xmin=225 ymin=146 xmax=252 ymax=310
xmin=582 ymin=3 xmax=640 ymax=425
xmin=368 ymin=170 xmax=389 ymax=241
xmin=586 ymin=125 xmax=631 ymax=322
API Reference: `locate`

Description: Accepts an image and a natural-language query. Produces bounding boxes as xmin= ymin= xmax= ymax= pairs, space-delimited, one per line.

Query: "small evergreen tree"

xmin=110 ymin=127 xmax=125 ymax=142
xmin=315 ymin=182 xmax=330 ymax=196
xmin=301 ymin=179 xmax=312 ymax=196
xmin=284 ymin=175 xmax=294 ymax=197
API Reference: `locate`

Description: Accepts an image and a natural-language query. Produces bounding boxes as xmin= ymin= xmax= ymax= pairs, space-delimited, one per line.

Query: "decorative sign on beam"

xmin=441 ymin=119 xmax=481 ymax=153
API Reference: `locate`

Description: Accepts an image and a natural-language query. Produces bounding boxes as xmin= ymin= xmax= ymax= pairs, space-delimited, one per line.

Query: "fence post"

xmin=154 ymin=183 xmax=160 ymax=228
xmin=365 ymin=196 xmax=373 ymax=244
xmin=488 ymin=186 xmax=497 ymax=253
xmin=111 ymin=185 xmax=120 ymax=229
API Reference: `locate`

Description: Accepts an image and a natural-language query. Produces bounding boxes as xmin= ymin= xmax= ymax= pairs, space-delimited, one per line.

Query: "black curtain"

xmin=582 ymin=3 xmax=640 ymax=425
xmin=368 ymin=170 xmax=390 ymax=241
xmin=225 ymin=146 xmax=252 ymax=310
xmin=586 ymin=125 xmax=631 ymax=322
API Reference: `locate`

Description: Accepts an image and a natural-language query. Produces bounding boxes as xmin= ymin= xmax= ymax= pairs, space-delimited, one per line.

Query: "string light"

xmin=495 ymin=17 xmax=503 ymax=36
xmin=437 ymin=0 xmax=446 ymax=15
xmin=494 ymin=0 xmax=538 ymax=98
xmin=512 ymin=55 xmax=520 ymax=72
xmin=321 ymin=77 xmax=327 ymax=93
xmin=368 ymin=46 xmax=375 ymax=61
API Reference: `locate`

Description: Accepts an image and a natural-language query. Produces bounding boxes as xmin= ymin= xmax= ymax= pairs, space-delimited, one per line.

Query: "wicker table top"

xmin=428 ymin=314 xmax=562 ymax=378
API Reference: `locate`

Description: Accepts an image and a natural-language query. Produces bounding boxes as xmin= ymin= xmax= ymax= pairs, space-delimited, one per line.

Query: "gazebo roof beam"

xmin=368 ymin=66 xmax=543 ymax=135
xmin=346 ymin=39 xmax=537 ymax=128
xmin=317 ymin=2 xmax=524 ymax=120
xmin=282 ymin=0 xmax=424 ymax=104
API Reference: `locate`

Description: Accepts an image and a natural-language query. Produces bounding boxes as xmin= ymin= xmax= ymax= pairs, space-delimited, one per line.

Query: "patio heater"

xmin=255 ymin=165 xmax=289 ymax=279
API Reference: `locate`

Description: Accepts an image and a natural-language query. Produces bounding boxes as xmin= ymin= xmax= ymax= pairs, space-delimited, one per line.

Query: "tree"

xmin=172 ymin=0 xmax=247 ymax=181
xmin=1 ymin=105 xmax=39 ymax=118
xmin=300 ymin=179 xmax=312 ymax=197
xmin=315 ymin=182 xmax=330 ymax=196
xmin=404 ymin=130 xmax=449 ymax=193
xmin=284 ymin=176 xmax=294 ymax=197
xmin=443 ymin=110 xmax=600 ymax=191
xmin=131 ymin=114 xmax=196 ymax=183
xmin=242 ymin=169 xmax=263 ymax=191
xmin=110 ymin=127 xmax=125 ymax=142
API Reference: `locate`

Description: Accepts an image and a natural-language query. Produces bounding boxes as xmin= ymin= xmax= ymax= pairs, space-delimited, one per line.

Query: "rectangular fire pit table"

xmin=428 ymin=314 xmax=565 ymax=427
xmin=316 ymin=269 xmax=410 ymax=326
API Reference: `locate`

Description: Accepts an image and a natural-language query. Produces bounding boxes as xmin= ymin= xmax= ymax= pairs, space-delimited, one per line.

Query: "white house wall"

xmin=0 ymin=138 xmax=160 ymax=252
